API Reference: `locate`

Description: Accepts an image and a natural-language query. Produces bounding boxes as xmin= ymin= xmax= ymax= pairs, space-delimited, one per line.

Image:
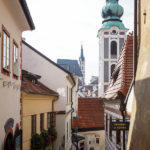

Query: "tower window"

xmin=112 ymin=30 xmax=116 ymax=34
xmin=120 ymin=32 xmax=125 ymax=35
xmin=104 ymin=32 xmax=109 ymax=35
xmin=111 ymin=41 xmax=117 ymax=59
xmin=111 ymin=64 xmax=116 ymax=76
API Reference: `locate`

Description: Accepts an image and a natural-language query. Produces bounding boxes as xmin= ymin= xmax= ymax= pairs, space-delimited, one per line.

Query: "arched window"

xmin=111 ymin=64 xmax=116 ymax=76
xmin=111 ymin=41 xmax=117 ymax=58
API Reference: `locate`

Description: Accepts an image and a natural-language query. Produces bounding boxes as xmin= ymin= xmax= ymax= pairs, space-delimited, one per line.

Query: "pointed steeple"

xmin=80 ymin=45 xmax=85 ymax=61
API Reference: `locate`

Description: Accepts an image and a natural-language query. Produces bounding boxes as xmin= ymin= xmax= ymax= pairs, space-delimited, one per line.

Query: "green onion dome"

xmin=101 ymin=0 xmax=126 ymax=29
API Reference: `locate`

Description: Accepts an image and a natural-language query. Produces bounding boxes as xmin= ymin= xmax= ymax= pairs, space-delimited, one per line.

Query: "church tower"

xmin=79 ymin=45 xmax=85 ymax=85
xmin=98 ymin=0 xmax=128 ymax=96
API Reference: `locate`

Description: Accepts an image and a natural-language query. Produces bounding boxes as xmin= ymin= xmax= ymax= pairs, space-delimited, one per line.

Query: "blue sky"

xmin=23 ymin=0 xmax=134 ymax=84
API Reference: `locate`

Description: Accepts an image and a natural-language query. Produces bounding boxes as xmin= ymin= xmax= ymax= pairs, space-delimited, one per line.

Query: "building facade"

xmin=21 ymin=70 xmax=58 ymax=150
xmin=22 ymin=41 xmax=76 ymax=150
xmin=103 ymin=34 xmax=133 ymax=150
xmin=98 ymin=0 xmax=128 ymax=97
xmin=127 ymin=0 xmax=150 ymax=149
xmin=0 ymin=0 xmax=34 ymax=149
xmin=57 ymin=59 xmax=82 ymax=117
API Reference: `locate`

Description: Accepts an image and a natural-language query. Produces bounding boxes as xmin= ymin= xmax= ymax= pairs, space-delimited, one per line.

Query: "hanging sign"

xmin=111 ymin=121 xmax=130 ymax=131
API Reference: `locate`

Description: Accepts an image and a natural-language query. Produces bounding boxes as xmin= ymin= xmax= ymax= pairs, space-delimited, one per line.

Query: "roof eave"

xmin=19 ymin=0 xmax=35 ymax=30
xmin=22 ymin=89 xmax=59 ymax=97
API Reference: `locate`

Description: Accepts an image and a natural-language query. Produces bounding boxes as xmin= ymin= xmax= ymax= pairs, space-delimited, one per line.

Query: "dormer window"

xmin=32 ymin=79 xmax=38 ymax=85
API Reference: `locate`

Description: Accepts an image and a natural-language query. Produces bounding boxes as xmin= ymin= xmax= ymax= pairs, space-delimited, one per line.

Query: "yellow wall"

xmin=127 ymin=0 xmax=150 ymax=149
xmin=22 ymin=92 xmax=55 ymax=150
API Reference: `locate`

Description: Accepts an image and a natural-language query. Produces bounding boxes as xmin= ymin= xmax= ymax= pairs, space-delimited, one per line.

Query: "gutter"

xmin=70 ymin=78 xmax=76 ymax=149
xmin=19 ymin=0 xmax=35 ymax=30
xmin=52 ymin=96 xmax=59 ymax=150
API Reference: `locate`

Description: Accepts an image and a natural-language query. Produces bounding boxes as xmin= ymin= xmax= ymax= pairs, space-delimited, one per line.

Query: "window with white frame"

xmin=2 ymin=31 xmax=10 ymax=72
xmin=13 ymin=42 xmax=19 ymax=76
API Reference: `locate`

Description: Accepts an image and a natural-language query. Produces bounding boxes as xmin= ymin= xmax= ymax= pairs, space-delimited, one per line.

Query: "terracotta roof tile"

xmin=21 ymin=70 xmax=59 ymax=96
xmin=104 ymin=34 xmax=133 ymax=100
xmin=72 ymin=98 xmax=104 ymax=129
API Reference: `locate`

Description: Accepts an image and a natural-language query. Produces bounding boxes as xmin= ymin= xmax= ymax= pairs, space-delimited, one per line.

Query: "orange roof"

xmin=22 ymin=70 xmax=59 ymax=96
xmin=104 ymin=34 xmax=133 ymax=100
xmin=72 ymin=98 xmax=104 ymax=129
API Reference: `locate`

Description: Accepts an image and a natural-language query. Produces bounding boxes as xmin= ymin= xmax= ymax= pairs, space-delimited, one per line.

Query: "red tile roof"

xmin=104 ymin=34 xmax=133 ymax=100
xmin=21 ymin=70 xmax=59 ymax=96
xmin=72 ymin=98 xmax=104 ymax=129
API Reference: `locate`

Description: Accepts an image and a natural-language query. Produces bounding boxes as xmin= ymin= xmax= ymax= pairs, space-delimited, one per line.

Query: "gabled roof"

xmin=22 ymin=40 xmax=75 ymax=85
xmin=22 ymin=70 xmax=59 ymax=96
xmin=72 ymin=98 xmax=104 ymax=131
xmin=104 ymin=34 xmax=133 ymax=100
xmin=57 ymin=59 xmax=83 ymax=77
xmin=19 ymin=0 xmax=35 ymax=30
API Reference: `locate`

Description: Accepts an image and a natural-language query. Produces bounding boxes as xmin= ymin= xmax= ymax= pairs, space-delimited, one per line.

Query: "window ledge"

xmin=2 ymin=68 xmax=10 ymax=76
xmin=13 ymin=74 xmax=19 ymax=80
